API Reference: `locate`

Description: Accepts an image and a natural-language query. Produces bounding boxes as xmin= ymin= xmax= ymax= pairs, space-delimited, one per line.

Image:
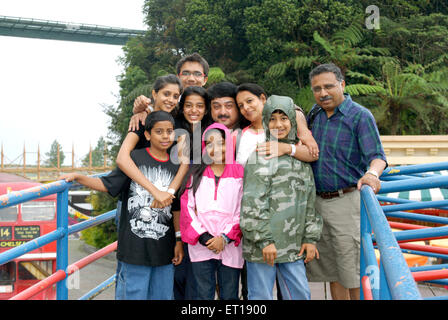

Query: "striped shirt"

xmin=308 ymin=94 xmax=387 ymax=193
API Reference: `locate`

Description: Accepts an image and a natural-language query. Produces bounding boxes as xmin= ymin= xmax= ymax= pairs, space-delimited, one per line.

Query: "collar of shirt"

xmin=332 ymin=93 xmax=352 ymax=118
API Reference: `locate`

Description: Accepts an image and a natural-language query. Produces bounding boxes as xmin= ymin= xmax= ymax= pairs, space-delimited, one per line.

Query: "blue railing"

xmin=2 ymin=163 xmax=448 ymax=300
xmin=0 ymin=178 xmax=117 ymax=300
xmin=360 ymin=162 xmax=448 ymax=300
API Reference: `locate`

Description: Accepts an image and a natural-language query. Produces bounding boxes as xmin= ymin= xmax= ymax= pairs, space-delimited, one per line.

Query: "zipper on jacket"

xmin=214 ymin=175 xmax=221 ymax=200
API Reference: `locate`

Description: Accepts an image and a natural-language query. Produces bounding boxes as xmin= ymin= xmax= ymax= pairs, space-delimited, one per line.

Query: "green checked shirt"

xmin=308 ymin=94 xmax=387 ymax=193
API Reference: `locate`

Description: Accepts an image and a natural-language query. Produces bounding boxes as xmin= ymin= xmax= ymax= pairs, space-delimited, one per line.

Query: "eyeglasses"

xmin=179 ymin=71 xmax=205 ymax=78
xmin=311 ymin=83 xmax=340 ymax=93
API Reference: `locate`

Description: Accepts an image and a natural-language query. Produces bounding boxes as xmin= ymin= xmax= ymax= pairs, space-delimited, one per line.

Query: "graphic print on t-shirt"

xmin=127 ymin=165 xmax=173 ymax=240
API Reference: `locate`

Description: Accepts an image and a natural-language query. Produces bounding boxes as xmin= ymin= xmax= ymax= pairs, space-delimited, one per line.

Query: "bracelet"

xmin=167 ymin=188 xmax=176 ymax=195
xmin=290 ymin=144 xmax=296 ymax=156
xmin=221 ymin=234 xmax=230 ymax=245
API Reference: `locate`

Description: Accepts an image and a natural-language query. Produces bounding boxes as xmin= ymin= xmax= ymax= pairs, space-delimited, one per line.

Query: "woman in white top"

xmin=235 ymin=83 xmax=319 ymax=167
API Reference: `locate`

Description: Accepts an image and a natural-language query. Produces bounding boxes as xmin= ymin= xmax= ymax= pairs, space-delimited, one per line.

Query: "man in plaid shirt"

xmin=305 ymin=63 xmax=387 ymax=300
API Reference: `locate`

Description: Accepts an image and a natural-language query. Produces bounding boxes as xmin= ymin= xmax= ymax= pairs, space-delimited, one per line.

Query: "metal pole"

xmin=56 ymin=188 xmax=69 ymax=300
xmin=37 ymin=144 xmax=40 ymax=181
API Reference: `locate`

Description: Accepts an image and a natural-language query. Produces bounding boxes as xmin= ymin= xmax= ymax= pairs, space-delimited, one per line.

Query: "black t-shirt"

xmin=101 ymin=148 xmax=180 ymax=267
xmin=131 ymin=125 xmax=151 ymax=150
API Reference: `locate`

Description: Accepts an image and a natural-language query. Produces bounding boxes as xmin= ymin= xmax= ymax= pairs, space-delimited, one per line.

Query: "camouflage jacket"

xmin=240 ymin=95 xmax=322 ymax=264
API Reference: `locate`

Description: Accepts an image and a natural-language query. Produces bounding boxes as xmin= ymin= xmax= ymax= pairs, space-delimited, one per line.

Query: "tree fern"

xmin=313 ymin=31 xmax=334 ymax=56
xmin=345 ymin=84 xmax=386 ymax=96
xmin=266 ymin=61 xmax=288 ymax=78
xmin=332 ymin=24 xmax=364 ymax=47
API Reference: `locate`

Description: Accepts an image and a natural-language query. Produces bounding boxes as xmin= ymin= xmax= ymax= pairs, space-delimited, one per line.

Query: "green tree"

xmin=82 ymin=136 xmax=109 ymax=167
xmin=44 ymin=140 xmax=65 ymax=167
xmin=346 ymin=60 xmax=448 ymax=135
xmin=81 ymin=191 xmax=117 ymax=248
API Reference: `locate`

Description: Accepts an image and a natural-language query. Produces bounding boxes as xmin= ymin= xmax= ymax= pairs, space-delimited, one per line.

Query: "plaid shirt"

xmin=308 ymin=94 xmax=386 ymax=193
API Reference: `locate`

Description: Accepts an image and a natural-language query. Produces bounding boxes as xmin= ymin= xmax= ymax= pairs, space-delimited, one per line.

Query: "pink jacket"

xmin=180 ymin=123 xmax=244 ymax=269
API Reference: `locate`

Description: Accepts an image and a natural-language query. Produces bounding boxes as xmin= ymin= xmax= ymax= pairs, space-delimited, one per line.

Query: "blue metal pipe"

xmin=384 ymin=211 xmax=448 ymax=225
xmin=360 ymin=186 xmax=422 ymax=299
xmin=380 ymin=175 xmax=448 ymax=194
xmin=56 ymin=189 xmax=69 ymax=300
xmin=78 ymin=274 xmax=116 ymax=300
xmin=377 ymin=195 xmax=448 ymax=210
xmin=399 ymin=249 xmax=448 ymax=260
xmin=380 ymin=175 xmax=419 ymax=181
xmin=424 ymin=279 xmax=448 ymax=286
xmin=382 ymin=200 xmax=448 ymax=212
xmin=392 ymin=226 xmax=448 ymax=242
xmin=410 ymin=264 xmax=448 ymax=272
xmin=68 ymin=209 xmax=116 ymax=234
xmin=0 ymin=180 xmax=71 ymax=208
xmin=361 ymin=231 xmax=380 ymax=300
xmin=382 ymin=162 xmax=448 ymax=177
xmin=0 ymin=228 xmax=65 ymax=265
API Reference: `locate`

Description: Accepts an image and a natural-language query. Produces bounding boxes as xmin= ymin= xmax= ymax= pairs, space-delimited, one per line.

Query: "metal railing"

xmin=360 ymin=161 xmax=448 ymax=300
xmin=0 ymin=178 xmax=117 ymax=300
xmin=3 ymin=162 xmax=448 ymax=300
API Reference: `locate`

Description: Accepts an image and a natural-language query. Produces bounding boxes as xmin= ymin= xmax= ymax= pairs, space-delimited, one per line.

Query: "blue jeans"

xmin=191 ymin=259 xmax=241 ymax=300
xmin=115 ymin=261 xmax=174 ymax=300
xmin=174 ymin=243 xmax=198 ymax=300
xmin=246 ymin=259 xmax=310 ymax=300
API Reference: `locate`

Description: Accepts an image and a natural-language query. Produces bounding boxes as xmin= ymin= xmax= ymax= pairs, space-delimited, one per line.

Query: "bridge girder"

xmin=0 ymin=15 xmax=146 ymax=45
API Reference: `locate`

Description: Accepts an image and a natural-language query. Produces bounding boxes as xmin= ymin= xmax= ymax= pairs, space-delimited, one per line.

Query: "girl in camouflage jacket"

xmin=240 ymin=95 xmax=323 ymax=300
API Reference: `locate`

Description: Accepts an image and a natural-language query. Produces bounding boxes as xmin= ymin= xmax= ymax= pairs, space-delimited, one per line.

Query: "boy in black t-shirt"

xmin=60 ymin=111 xmax=183 ymax=300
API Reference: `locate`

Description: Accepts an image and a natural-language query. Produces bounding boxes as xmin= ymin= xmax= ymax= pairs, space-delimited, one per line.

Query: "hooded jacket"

xmin=240 ymin=95 xmax=323 ymax=263
xmin=180 ymin=123 xmax=244 ymax=269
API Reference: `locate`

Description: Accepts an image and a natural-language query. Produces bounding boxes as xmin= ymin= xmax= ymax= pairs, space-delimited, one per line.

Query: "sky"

xmin=0 ymin=0 xmax=147 ymax=166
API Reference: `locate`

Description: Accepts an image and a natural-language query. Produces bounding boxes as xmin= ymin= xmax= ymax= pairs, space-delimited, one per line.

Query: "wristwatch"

xmin=167 ymin=188 xmax=176 ymax=195
xmin=366 ymin=169 xmax=379 ymax=179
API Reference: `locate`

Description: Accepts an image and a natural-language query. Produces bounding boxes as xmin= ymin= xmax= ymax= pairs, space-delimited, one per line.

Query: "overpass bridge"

xmin=0 ymin=15 xmax=146 ymax=45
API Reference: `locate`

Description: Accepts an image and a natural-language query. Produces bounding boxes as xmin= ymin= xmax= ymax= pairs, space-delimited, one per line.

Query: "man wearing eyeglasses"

xmin=305 ymin=63 xmax=387 ymax=300
xmin=131 ymin=53 xmax=209 ymax=117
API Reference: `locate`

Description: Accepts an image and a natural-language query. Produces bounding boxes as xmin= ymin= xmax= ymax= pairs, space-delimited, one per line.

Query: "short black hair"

xmin=144 ymin=110 xmax=175 ymax=133
xmin=271 ymin=109 xmax=287 ymax=116
xmin=207 ymin=82 xmax=237 ymax=101
xmin=176 ymin=53 xmax=209 ymax=76
xmin=309 ymin=63 xmax=344 ymax=82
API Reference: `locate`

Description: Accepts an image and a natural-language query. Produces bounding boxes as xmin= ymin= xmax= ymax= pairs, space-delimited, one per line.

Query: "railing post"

xmin=56 ymin=188 xmax=69 ymax=300
xmin=379 ymin=262 xmax=392 ymax=300
xmin=360 ymin=203 xmax=366 ymax=300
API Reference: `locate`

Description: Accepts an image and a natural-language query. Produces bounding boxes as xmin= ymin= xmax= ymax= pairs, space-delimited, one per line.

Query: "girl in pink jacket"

xmin=179 ymin=123 xmax=244 ymax=300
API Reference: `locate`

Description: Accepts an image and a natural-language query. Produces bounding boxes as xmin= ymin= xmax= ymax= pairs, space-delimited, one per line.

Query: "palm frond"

xmin=266 ymin=62 xmax=288 ymax=78
xmin=345 ymin=84 xmax=386 ymax=96
xmin=332 ymin=24 xmax=364 ymax=47
xmin=346 ymin=71 xmax=376 ymax=85
xmin=313 ymin=31 xmax=334 ymax=55
xmin=291 ymin=56 xmax=317 ymax=70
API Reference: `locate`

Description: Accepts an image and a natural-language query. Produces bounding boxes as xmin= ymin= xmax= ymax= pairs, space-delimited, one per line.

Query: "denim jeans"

xmin=115 ymin=261 xmax=174 ymax=300
xmin=174 ymin=243 xmax=198 ymax=300
xmin=191 ymin=259 xmax=241 ymax=300
xmin=246 ymin=259 xmax=310 ymax=300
